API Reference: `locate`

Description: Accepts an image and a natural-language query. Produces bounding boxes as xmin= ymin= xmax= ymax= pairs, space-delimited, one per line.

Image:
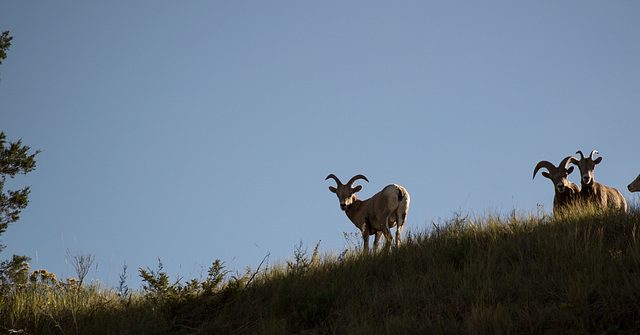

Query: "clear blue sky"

xmin=1 ymin=1 xmax=639 ymax=289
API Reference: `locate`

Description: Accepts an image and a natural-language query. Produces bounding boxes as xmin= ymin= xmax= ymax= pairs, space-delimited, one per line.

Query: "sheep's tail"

xmin=392 ymin=186 xmax=410 ymax=247
xmin=397 ymin=186 xmax=410 ymax=223
xmin=397 ymin=187 xmax=410 ymax=203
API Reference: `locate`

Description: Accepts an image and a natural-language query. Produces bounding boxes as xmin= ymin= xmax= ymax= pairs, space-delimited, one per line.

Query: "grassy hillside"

xmin=3 ymin=205 xmax=640 ymax=334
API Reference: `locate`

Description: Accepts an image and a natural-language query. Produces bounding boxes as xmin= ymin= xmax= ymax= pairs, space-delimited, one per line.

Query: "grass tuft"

xmin=3 ymin=204 xmax=640 ymax=334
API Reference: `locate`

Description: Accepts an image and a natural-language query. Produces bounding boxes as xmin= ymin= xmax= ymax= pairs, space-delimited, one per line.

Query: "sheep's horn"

xmin=576 ymin=150 xmax=585 ymax=160
xmin=589 ymin=150 xmax=598 ymax=159
xmin=559 ymin=156 xmax=575 ymax=170
xmin=347 ymin=174 xmax=369 ymax=187
xmin=325 ymin=174 xmax=343 ymax=186
xmin=533 ymin=161 xmax=556 ymax=180
xmin=568 ymin=156 xmax=581 ymax=166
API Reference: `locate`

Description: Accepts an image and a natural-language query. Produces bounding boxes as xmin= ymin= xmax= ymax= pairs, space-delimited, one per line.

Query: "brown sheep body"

xmin=326 ymin=174 xmax=410 ymax=250
xmin=533 ymin=156 xmax=581 ymax=216
xmin=570 ymin=150 xmax=627 ymax=212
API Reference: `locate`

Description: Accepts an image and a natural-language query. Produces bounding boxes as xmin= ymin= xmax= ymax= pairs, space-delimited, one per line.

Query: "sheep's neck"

xmin=581 ymin=182 xmax=596 ymax=195
xmin=345 ymin=198 xmax=366 ymax=229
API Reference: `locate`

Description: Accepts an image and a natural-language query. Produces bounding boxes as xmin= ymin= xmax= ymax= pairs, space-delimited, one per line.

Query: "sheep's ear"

xmin=353 ymin=185 xmax=363 ymax=193
xmin=594 ymin=157 xmax=602 ymax=165
xmin=541 ymin=172 xmax=551 ymax=179
xmin=567 ymin=166 xmax=574 ymax=174
xmin=328 ymin=186 xmax=337 ymax=193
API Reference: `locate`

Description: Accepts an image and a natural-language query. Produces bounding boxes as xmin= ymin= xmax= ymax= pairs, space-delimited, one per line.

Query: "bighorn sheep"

xmin=629 ymin=174 xmax=640 ymax=193
xmin=533 ymin=156 xmax=581 ymax=216
xmin=325 ymin=174 xmax=410 ymax=250
xmin=569 ymin=150 xmax=627 ymax=212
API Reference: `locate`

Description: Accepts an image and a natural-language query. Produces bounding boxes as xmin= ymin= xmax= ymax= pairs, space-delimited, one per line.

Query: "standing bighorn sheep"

xmin=533 ymin=156 xmax=581 ymax=216
xmin=629 ymin=174 xmax=640 ymax=193
xmin=325 ymin=174 xmax=410 ymax=250
xmin=569 ymin=150 xmax=627 ymax=212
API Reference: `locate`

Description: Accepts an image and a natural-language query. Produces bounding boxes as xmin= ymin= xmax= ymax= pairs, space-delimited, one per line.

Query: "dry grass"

xmin=3 ymin=204 xmax=640 ymax=334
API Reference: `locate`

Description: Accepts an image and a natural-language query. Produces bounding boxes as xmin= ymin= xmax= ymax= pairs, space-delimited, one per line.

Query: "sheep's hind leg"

xmin=394 ymin=206 xmax=408 ymax=248
xmin=395 ymin=218 xmax=405 ymax=248
xmin=380 ymin=216 xmax=394 ymax=248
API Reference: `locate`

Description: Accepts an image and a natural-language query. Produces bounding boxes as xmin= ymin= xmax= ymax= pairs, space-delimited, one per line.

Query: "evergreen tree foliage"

xmin=0 ymin=30 xmax=11 ymax=64
xmin=0 ymin=30 xmax=12 ymax=81
xmin=0 ymin=31 xmax=40 ymax=288
xmin=0 ymin=132 xmax=40 ymax=239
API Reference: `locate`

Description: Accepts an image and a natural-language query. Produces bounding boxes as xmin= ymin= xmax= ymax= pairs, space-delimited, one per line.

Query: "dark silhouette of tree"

xmin=0 ymin=31 xmax=41 ymax=289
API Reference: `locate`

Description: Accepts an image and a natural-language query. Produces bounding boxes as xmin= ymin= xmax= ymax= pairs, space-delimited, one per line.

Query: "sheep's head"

xmin=326 ymin=174 xmax=369 ymax=211
xmin=628 ymin=173 xmax=640 ymax=193
xmin=569 ymin=150 xmax=602 ymax=187
xmin=533 ymin=156 xmax=575 ymax=193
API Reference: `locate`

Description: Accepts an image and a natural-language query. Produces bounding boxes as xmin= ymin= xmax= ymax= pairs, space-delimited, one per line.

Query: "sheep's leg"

xmin=380 ymin=216 xmax=394 ymax=248
xmin=395 ymin=217 xmax=405 ymax=248
xmin=373 ymin=232 xmax=382 ymax=250
xmin=360 ymin=223 xmax=370 ymax=251
xmin=394 ymin=205 xmax=409 ymax=248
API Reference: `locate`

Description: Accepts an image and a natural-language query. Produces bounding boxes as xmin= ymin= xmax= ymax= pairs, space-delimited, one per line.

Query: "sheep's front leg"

xmin=360 ymin=223 xmax=370 ymax=251
xmin=373 ymin=232 xmax=382 ymax=250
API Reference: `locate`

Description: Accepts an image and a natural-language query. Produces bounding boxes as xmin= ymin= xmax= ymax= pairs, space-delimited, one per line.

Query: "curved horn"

xmin=559 ymin=156 xmax=575 ymax=170
xmin=589 ymin=150 xmax=599 ymax=159
xmin=325 ymin=174 xmax=343 ymax=186
xmin=533 ymin=161 xmax=556 ymax=180
xmin=346 ymin=174 xmax=369 ymax=187
xmin=568 ymin=156 xmax=581 ymax=167
xmin=576 ymin=150 xmax=585 ymax=160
